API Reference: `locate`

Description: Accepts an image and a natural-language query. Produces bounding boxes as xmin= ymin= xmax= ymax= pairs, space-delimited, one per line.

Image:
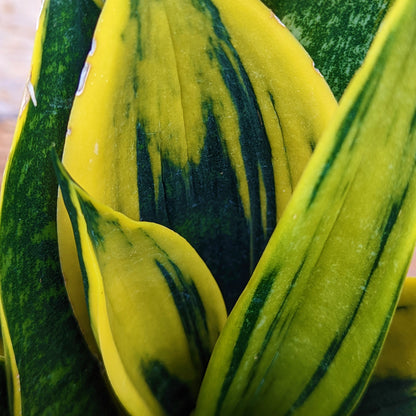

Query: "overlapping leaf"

xmin=56 ymin=0 xmax=337 ymax=355
xmin=0 ymin=0 xmax=116 ymax=413
xmin=54 ymin=153 xmax=227 ymax=415
xmin=195 ymin=0 xmax=416 ymax=414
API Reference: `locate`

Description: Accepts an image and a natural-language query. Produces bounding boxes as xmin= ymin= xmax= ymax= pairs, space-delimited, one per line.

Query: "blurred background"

xmin=0 ymin=0 xmax=39 ymax=182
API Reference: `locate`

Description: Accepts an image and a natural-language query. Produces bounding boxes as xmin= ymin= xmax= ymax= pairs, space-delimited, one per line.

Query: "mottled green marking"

xmin=0 ymin=0 xmax=116 ymax=412
xmin=263 ymin=0 xmax=392 ymax=99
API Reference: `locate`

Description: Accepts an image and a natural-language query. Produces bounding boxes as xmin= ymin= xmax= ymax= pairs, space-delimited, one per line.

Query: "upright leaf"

xmin=0 ymin=0 xmax=116 ymax=413
xmin=195 ymin=0 xmax=416 ymax=414
xmin=54 ymin=153 xmax=227 ymax=416
xmin=57 ymin=0 xmax=337 ymax=342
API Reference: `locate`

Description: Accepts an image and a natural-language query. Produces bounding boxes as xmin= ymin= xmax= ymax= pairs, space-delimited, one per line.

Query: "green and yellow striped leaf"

xmin=57 ymin=0 xmax=337 ymax=348
xmin=194 ymin=0 xmax=416 ymax=414
xmin=262 ymin=0 xmax=394 ymax=99
xmin=0 ymin=0 xmax=116 ymax=413
xmin=53 ymin=152 xmax=227 ymax=416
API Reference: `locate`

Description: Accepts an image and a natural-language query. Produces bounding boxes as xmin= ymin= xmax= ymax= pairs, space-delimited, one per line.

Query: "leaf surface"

xmin=57 ymin=0 xmax=337 ymax=322
xmin=263 ymin=0 xmax=394 ymax=99
xmin=54 ymin=153 xmax=227 ymax=416
xmin=0 ymin=0 xmax=116 ymax=413
xmin=195 ymin=0 xmax=416 ymax=414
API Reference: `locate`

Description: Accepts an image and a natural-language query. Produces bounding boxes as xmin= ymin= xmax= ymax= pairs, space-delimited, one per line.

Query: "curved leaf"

xmin=57 ymin=0 xmax=337 ymax=336
xmin=0 ymin=0 xmax=116 ymax=412
xmin=54 ymin=152 xmax=227 ymax=415
xmin=195 ymin=0 xmax=416 ymax=413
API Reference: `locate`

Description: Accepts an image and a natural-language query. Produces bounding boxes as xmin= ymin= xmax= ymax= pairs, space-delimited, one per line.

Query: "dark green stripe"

xmin=130 ymin=0 xmax=140 ymax=19
xmin=135 ymin=0 xmax=277 ymax=310
xmin=268 ymin=91 xmax=294 ymax=192
xmin=136 ymin=121 xmax=161 ymax=223
xmin=286 ymin=187 xmax=409 ymax=414
xmin=216 ymin=216 xmax=328 ymax=412
xmin=215 ymin=269 xmax=276 ymax=416
xmin=198 ymin=0 xmax=229 ymax=42
xmin=410 ymin=108 xmax=416 ymax=135
xmin=141 ymin=359 xmax=194 ymax=416
xmin=128 ymin=0 xmax=143 ymax=59
xmin=307 ymin=53 xmax=383 ymax=209
xmin=236 ymin=218 xmax=327 ymax=404
xmin=213 ymin=41 xmax=276 ymax=266
xmin=241 ymin=258 xmax=308 ymax=397
xmin=136 ymin=100 xmax=250 ymax=311
xmin=156 ymin=259 xmax=211 ymax=370
xmin=335 ymin=276 xmax=406 ymax=416
xmin=52 ymin=153 xmax=92 ymax=310
xmin=78 ymin=199 xmax=106 ymax=247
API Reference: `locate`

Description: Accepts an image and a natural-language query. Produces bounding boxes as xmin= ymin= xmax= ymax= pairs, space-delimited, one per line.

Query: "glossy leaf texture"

xmin=56 ymin=0 xmax=337 ymax=344
xmin=53 ymin=153 xmax=227 ymax=416
xmin=262 ymin=0 xmax=394 ymax=99
xmin=0 ymin=0 xmax=117 ymax=413
xmin=194 ymin=0 xmax=416 ymax=414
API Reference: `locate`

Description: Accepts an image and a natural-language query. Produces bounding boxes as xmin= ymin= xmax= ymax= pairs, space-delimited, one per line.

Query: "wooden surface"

xmin=0 ymin=0 xmax=39 ymax=182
